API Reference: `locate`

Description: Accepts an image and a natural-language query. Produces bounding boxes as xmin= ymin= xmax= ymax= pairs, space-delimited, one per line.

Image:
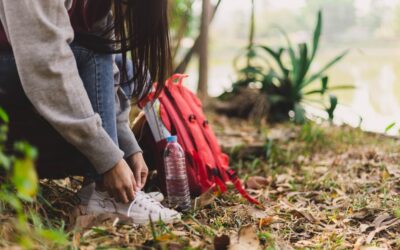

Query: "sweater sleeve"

xmin=113 ymin=62 xmax=142 ymax=158
xmin=0 ymin=0 xmax=123 ymax=174
xmin=116 ymin=87 xmax=143 ymax=158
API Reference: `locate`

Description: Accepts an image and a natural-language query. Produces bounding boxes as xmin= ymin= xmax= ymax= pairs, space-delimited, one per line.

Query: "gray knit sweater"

xmin=0 ymin=0 xmax=142 ymax=174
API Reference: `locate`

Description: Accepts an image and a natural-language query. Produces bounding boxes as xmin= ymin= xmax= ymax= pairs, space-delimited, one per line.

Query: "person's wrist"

xmin=127 ymin=152 xmax=143 ymax=164
xmin=103 ymin=158 xmax=122 ymax=176
xmin=131 ymin=151 xmax=143 ymax=158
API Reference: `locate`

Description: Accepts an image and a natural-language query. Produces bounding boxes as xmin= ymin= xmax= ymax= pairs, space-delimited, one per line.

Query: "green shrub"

xmin=0 ymin=107 xmax=68 ymax=249
xmin=223 ymin=10 xmax=352 ymax=123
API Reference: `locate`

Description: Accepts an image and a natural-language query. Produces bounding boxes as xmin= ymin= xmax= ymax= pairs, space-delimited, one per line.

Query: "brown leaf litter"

xmin=0 ymin=122 xmax=399 ymax=249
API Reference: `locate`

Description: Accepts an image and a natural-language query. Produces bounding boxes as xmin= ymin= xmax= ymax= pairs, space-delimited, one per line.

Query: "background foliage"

xmin=0 ymin=108 xmax=68 ymax=249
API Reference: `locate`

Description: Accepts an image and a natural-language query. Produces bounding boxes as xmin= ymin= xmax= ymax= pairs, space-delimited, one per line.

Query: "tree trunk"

xmin=198 ymin=0 xmax=211 ymax=101
xmin=174 ymin=0 xmax=222 ymax=74
xmin=247 ymin=0 xmax=255 ymax=69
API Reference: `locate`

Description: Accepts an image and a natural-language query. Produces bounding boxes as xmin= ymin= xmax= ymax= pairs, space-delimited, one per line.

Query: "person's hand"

xmin=127 ymin=152 xmax=149 ymax=190
xmin=102 ymin=159 xmax=138 ymax=203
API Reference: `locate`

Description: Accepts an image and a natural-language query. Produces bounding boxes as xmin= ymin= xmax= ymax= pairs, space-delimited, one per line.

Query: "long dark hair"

xmin=77 ymin=0 xmax=171 ymax=103
xmin=113 ymin=0 xmax=171 ymax=102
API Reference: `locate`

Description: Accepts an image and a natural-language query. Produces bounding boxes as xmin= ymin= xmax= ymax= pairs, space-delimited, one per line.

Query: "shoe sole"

xmin=85 ymin=208 xmax=181 ymax=225
xmin=131 ymin=213 xmax=182 ymax=225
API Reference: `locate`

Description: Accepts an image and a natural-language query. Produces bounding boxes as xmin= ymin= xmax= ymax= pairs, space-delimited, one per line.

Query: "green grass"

xmin=1 ymin=119 xmax=400 ymax=249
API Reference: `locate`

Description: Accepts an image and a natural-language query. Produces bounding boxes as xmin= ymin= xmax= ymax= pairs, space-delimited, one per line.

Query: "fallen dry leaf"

xmin=359 ymin=246 xmax=388 ymax=250
xmin=194 ymin=188 xmax=217 ymax=209
xmin=385 ymin=164 xmax=400 ymax=177
xmin=275 ymin=174 xmax=293 ymax=184
xmin=171 ymin=230 xmax=188 ymax=237
xmin=359 ymin=224 xmax=371 ymax=233
xmin=259 ymin=216 xmax=275 ymax=227
xmin=353 ymin=236 xmax=365 ymax=250
xmin=314 ymin=166 xmax=328 ymax=174
xmin=74 ymin=213 xmax=133 ymax=229
xmin=166 ymin=242 xmax=183 ymax=250
xmin=3 ymin=123 xmax=400 ymax=249
xmin=246 ymin=206 xmax=269 ymax=219
xmin=366 ymin=215 xmax=400 ymax=244
xmin=229 ymin=225 xmax=261 ymax=250
xmin=289 ymin=209 xmax=317 ymax=223
xmin=372 ymin=213 xmax=392 ymax=229
xmin=246 ymin=176 xmax=270 ymax=190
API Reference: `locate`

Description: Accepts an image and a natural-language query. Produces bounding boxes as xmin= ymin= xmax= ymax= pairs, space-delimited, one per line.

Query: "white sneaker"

xmin=86 ymin=190 xmax=180 ymax=225
xmin=77 ymin=183 xmax=164 ymax=204
xmin=146 ymin=191 xmax=164 ymax=202
xmin=77 ymin=182 xmax=96 ymax=206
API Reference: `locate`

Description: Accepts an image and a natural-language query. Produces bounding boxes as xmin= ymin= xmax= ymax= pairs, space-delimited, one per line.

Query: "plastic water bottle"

xmin=164 ymin=136 xmax=191 ymax=211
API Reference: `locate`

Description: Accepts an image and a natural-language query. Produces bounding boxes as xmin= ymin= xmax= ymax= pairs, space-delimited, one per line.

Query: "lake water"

xmin=307 ymin=47 xmax=400 ymax=135
xmin=184 ymin=46 xmax=400 ymax=135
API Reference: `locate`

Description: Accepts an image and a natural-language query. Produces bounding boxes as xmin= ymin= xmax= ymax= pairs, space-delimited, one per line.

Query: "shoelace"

xmin=127 ymin=192 xmax=166 ymax=217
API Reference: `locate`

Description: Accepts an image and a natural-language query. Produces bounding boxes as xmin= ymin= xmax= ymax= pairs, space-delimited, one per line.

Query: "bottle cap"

xmin=166 ymin=136 xmax=178 ymax=143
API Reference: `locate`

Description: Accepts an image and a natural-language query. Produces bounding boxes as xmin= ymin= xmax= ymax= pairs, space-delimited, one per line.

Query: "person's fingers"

xmin=117 ymin=187 xmax=129 ymax=203
xmin=141 ymin=171 xmax=148 ymax=188
xmin=131 ymin=174 xmax=139 ymax=192
xmin=102 ymin=159 xmax=139 ymax=203
xmin=126 ymin=179 xmax=136 ymax=201
xmin=134 ymin=167 xmax=141 ymax=189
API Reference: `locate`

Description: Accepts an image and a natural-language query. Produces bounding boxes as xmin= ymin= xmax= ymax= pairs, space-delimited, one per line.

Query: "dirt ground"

xmin=1 ymin=118 xmax=399 ymax=249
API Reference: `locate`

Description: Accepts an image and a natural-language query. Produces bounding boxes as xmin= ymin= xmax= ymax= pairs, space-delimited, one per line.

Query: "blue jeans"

xmin=0 ymin=43 xmax=134 ymax=178
xmin=115 ymin=54 xmax=135 ymax=99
